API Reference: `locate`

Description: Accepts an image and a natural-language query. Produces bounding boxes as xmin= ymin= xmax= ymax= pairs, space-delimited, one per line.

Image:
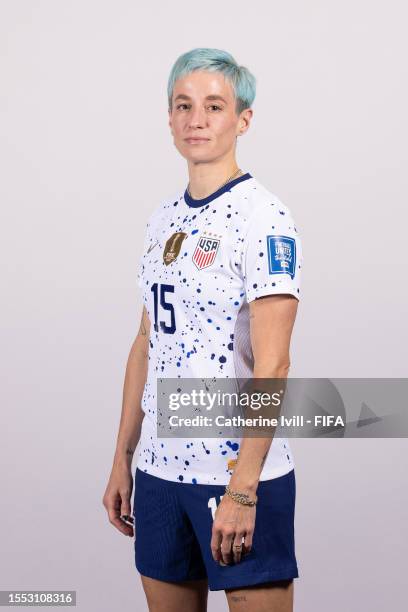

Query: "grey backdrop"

xmin=1 ymin=1 xmax=407 ymax=611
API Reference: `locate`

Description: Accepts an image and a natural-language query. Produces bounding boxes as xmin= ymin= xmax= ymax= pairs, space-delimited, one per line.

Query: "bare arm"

xmin=211 ymin=293 xmax=298 ymax=563
xmin=113 ymin=305 xmax=150 ymax=468
xmin=102 ymin=305 xmax=150 ymax=536
xmin=228 ymin=293 xmax=298 ymax=492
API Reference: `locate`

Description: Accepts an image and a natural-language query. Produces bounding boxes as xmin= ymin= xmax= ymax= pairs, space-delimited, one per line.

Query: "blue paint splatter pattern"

xmin=135 ymin=174 xmax=302 ymax=484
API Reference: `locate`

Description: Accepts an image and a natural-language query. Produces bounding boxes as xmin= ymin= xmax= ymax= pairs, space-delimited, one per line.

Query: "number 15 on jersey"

xmin=151 ymin=283 xmax=176 ymax=334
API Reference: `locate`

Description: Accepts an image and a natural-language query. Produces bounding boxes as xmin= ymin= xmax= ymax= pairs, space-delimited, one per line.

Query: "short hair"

xmin=167 ymin=48 xmax=256 ymax=116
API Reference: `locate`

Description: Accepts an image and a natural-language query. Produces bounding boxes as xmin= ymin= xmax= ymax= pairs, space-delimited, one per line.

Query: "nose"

xmin=188 ymin=105 xmax=207 ymax=130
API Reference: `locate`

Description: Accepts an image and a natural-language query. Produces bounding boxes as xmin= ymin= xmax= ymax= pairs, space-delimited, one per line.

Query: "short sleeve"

xmin=137 ymin=220 xmax=152 ymax=289
xmin=243 ymin=200 xmax=303 ymax=303
xmin=136 ymin=196 xmax=178 ymax=289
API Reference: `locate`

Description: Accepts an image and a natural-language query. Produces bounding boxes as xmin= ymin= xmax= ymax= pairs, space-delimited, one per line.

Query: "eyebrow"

xmin=174 ymin=94 xmax=228 ymax=104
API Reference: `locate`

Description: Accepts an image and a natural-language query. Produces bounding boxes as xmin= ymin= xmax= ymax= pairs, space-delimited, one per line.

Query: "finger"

xmin=210 ymin=528 xmax=222 ymax=563
xmin=243 ymin=531 xmax=253 ymax=554
xmin=106 ymin=499 xmax=134 ymax=537
xmin=232 ymin=535 xmax=245 ymax=564
xmin=119 ymin=488 xmax=134 ymax=536
xmin=112 ymin=514 xmax=134 ymax=536
xmin=120 ymin=494 xmax=132 ymax=519
xmin=220 ymin=533 xmax=234 ymax=565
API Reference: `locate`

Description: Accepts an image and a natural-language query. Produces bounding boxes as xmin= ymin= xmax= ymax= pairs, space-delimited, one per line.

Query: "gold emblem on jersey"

xmin=227 ymin=458 xmax=238 ymax=471
xmin=163 ymin=232 xmax=188 ymax=266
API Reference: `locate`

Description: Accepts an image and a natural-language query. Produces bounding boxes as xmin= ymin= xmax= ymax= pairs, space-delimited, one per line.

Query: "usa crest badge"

xmin=192 ymin=232 xmax=221 ymax=270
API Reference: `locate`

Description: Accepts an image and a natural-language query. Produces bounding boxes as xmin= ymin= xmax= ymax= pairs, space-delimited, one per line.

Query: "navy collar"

xmin=184 ymin=172 xmax=253 ymax=208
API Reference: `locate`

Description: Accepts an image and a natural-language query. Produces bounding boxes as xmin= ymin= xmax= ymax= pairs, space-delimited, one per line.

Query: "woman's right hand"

xmin=102 ymin=463 xmax=134 ymax=537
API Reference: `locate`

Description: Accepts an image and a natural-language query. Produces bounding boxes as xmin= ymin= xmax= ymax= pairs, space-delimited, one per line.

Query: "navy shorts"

xmin=132 ymin=467 xmax=299 ymax=591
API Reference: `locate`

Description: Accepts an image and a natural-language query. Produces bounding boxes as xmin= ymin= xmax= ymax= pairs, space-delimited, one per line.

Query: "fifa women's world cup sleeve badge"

xmin=163 ymin=232 xmax=188 ymax=266
xmin=266 ymin=235 xmax=296 ymax=279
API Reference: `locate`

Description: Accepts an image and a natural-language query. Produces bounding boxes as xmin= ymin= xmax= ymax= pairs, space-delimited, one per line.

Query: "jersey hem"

xmin=246 ymin=285 xmax=300 ymax=303
xmin=135 ymin=459 xmax=295 ymax=486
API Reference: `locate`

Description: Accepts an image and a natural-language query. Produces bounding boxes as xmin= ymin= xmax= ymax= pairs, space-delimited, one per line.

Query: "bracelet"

xmin=225 ymin=485 xmax=258 ymax=507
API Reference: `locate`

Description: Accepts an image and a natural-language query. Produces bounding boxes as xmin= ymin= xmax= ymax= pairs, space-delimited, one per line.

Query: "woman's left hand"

xmin=210 ymin=494 xmax=256 ymax=565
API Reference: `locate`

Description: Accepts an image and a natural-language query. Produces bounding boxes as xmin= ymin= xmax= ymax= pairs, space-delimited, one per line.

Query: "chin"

xmin=178 ymin=147 xmax=212 ymax=163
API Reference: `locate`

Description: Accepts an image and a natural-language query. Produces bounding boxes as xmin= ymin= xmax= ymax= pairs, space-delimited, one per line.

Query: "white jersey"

xmin=135 ymin=172 xmax=303 ymax=485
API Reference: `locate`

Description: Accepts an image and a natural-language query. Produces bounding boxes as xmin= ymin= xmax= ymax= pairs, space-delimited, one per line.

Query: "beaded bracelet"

xmin=225 ymin=485 xmax=258 ymax=506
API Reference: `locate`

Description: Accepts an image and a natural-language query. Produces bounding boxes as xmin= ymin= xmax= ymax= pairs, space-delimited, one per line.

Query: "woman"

xmin=103 ymin=48 xmax=303 ymax=612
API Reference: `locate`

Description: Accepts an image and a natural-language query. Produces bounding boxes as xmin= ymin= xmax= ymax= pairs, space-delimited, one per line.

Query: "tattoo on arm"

xmin=231 ymin=595 xmax=247 ymax=603
xmin=126 ymin=448 xmax=134 ymax=457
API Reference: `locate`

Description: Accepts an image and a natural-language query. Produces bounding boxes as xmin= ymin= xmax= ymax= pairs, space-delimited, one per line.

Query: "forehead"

xmin=173 ymin=70 xmax=234 ymax=102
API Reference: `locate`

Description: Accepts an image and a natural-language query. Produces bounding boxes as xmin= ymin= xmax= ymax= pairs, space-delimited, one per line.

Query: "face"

xmin=168 ymin=70 xmax=252 ymax=164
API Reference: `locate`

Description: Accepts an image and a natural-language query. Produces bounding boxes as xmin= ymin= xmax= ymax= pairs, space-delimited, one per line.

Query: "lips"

xmin=185 ymin=138 xmax=210 ymax=143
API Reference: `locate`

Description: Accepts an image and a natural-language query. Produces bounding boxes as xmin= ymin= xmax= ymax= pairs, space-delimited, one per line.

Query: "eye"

xmin=176 ymin=103 xmax=190 ymax=110
xmin=209 ymin=105 xmax=222 ymax=111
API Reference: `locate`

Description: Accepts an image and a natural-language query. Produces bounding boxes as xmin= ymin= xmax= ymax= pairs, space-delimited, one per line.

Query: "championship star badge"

xmin=163 ymin=232 xmax=187 ymax=266
xmin=192 ymin=232 xmax=221 ymax=270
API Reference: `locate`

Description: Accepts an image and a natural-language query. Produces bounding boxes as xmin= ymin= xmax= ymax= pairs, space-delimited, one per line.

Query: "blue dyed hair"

xmin=167 ymin=48 xmax=256 ymax=116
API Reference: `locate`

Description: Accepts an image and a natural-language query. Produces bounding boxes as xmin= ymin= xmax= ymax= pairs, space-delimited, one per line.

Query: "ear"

xmin=238 ymin=108 xmax=253 ymax=135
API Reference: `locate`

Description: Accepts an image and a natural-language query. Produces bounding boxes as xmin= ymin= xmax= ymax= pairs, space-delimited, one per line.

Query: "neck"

xmin=187 ymin=158 xmax=242 ymax=200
